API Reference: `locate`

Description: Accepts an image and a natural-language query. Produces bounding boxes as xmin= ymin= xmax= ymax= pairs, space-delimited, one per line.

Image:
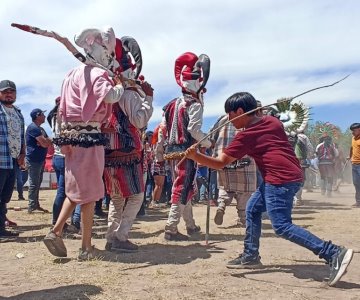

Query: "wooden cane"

xmin=176 ymin=74 xmax=351 ymax=167
xmin=205 ymin=168 xmax=212 ymax=245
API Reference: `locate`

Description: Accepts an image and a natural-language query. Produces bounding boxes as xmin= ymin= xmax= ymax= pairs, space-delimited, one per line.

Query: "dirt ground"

xmin=0 ymin=183 xmax=359 ymax=300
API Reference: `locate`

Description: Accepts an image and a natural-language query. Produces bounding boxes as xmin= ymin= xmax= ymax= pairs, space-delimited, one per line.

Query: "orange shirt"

xmin=351 ymin=137 xmax=360 ymax=164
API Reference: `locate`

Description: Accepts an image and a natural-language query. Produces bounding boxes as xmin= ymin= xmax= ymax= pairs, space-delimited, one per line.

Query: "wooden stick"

xmin=176 ymin=102 xmax=273 ymax=166
xmin=290 ymin=74 xmax=351 ymax=101
xmin=176 ymin=74 xmax=351 ymax=167
xmin=11 ymin=22 xmax=140 ymax=88
xmin=205 ymin=169 xmax=212 ymax=246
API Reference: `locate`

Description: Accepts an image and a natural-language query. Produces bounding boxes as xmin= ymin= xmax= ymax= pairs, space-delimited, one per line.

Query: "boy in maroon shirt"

xmin=185 ymin=92 xmax=353 ymax=286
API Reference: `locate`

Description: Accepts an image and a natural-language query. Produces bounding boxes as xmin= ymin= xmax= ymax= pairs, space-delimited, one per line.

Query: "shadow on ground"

xmin=0 ymin=284 xmax=102 ymax=300
xmin=296 ymin=199 xmax=351 ymax=211
xmin=231 ymin=263 xmax=360 ymax=289
xmin=92 ymin=242 xmax=224 ymax=267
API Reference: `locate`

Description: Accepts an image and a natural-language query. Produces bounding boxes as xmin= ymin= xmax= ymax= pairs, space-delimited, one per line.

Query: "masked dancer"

xmin=43 ymin=27 xmax=125 ymax=260
xmin=102 ymin=36 xmax=153 ymax=252
xmin=161 ymin=52 xmax=211 ymax=241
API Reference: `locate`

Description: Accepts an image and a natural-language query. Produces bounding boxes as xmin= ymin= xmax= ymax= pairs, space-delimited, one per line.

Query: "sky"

xmin=1 ymin=0 xmax=359 ymax=134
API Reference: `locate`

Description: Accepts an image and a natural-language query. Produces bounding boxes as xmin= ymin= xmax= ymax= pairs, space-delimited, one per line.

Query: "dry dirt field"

xmin=1 ymin=184 xmax=359 ymax=300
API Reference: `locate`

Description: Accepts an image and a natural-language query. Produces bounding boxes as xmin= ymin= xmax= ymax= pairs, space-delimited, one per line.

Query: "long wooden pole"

xmin=176 ymin=74 xmax=351 ymax=167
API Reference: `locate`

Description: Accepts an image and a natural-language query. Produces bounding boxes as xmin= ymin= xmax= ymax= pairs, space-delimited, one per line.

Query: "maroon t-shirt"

xmin=223 ymin=116 xmax=303 ymax=184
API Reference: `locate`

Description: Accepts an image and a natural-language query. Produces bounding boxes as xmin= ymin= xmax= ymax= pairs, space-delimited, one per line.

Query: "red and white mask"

xmin=114 ymin=36 xmax=143 ymax=80
xmin=174 ymin=52 xmax=210 ymax=97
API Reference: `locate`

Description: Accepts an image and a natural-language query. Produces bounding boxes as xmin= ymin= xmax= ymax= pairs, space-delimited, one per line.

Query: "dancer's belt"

xmin=63 ymin=122 xmax=101 ymax=133
xmin=53 ymin=121 xmax=107 ymax=148
xmin=105 ymin=149 xmax=142 ymax=167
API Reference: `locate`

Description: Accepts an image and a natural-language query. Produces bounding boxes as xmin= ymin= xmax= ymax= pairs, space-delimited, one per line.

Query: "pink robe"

xmin=59 ymin=65 xmax=112 ymax=204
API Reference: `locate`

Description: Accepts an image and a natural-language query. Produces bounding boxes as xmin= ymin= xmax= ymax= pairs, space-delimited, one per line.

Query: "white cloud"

xmin=1 ymin=0 xmax=359 ymax=125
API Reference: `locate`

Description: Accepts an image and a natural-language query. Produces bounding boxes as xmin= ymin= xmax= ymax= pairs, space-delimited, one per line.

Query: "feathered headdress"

xmin=314 ymin=121 xmax=340 ymax=141
xmin=267 ymin=98 xmax=310 ymax=134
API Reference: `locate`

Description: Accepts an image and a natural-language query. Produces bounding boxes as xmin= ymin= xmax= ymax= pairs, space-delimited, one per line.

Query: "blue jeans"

xmin=352 ymin=164 xmax=360 ymax=203
xmin=209 ymin=170 xmax=218 ymax=200
xmin=244 ymin=182 xmax=338 ymax=262
xmin=27 ymin=159 xmax=44 ymax=210
xmin=145 ymin=171 xmax=154 ymax=201
xmin=15 ymin=162 xmax=28 ymax=198
xmin=196 ymin=176 xmax=208 ymax=201
xmin=52 ymin=155 xmax=66 ymax=224
xmin=256 ymin=169 xmax=263 ymax=187
xmin=72 ymin=204 xmax=81 ymax=228
xmin=160 ymin=172 xmax=172 ymax=203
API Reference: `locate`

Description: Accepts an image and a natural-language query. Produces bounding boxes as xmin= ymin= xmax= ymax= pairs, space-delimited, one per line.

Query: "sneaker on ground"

xmin=18 ymin=196 xmax=25 ymax=200
xmin=186 ymin=225 xmax=201 ymax=236
xmin=164 ymin=231 xmax=189 ymax=241
xmin=111 ymin=240 xmax=139 ymax=253
xmin=214 ymin=208 xmax=225 ymax=225
xmin=43 ymin=231 xmax=67 ymax=257
xmin=78 ymin=245 xmax=97 ymax=261
xmin=0 ymin=229 xmax=19 ymax=237
xmin=37 ymin=206 xmax=49 ymax=213
xmin=328 ymin=247 xmax=354 ymax=286
xmin=226 ymin=254 xmax=262 ymax=269
xmin=150 ymin=201 xmax=161 ymax=208
xmin=28 ymin=206 xmax=49 ymax=214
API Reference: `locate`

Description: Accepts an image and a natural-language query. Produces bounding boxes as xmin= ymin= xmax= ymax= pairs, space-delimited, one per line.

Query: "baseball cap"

xmin=30 ymin=108 xmax=47 ymax=120
xmin=0 ymin=80 xmax=16 ymax=92
xmin=350 ymin=123 xmax=360 ymax=130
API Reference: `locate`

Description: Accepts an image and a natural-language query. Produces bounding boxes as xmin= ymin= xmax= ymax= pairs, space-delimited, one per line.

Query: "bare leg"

xmin=153 ymin=175 xmax=165 ymax=201
xmin=52 ymin=198 xmax=76 ymax=236
xmin=81 ymin=202 xmax=95 ymax=251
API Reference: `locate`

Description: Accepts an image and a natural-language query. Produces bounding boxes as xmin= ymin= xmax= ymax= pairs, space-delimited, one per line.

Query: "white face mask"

xmin=86 ymin=42 xmax=116 ymax=69
xmin=183 ymin=79 xmax=201 ymax=94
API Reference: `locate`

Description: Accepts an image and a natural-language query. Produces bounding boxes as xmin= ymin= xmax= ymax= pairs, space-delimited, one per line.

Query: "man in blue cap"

xmin=26 ymin=108 xmax=52 ymax=213
xmin=0 ymin=80 xmax=25 ymax=238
